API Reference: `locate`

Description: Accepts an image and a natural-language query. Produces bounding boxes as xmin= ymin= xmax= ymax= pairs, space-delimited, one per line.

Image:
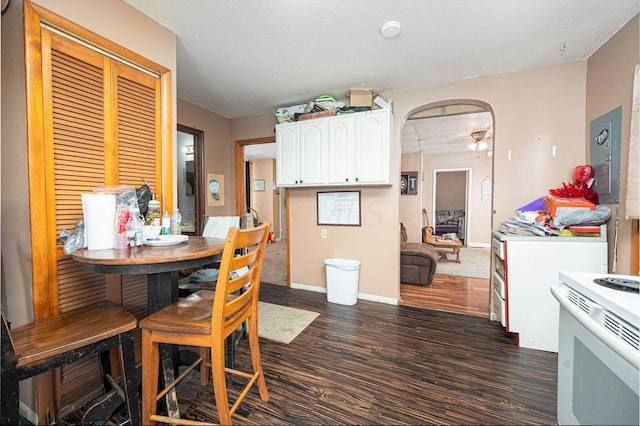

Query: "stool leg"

xmin=141 ymin=329 xmax=160 ymax=425
xmin=119 ymin=331 xmax=140 ymax=426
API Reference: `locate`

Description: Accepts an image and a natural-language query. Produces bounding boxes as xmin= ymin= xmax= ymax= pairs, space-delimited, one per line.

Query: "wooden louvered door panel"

xmin=41 ymin=29 xmax=161 ymax=415
xmin=44 ymin=30 xmax=111 ymax=412
xmin=114 ymin=61 xmax=162 ymax=360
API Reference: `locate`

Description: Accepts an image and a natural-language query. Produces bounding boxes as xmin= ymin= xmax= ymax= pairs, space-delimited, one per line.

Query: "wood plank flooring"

xmin=59 ymin=281 xmax=556 ymax=425
xmin=400 ymin=274 xmax=490 ymax=317
xmin=165 ymin=283 xmax=557 ymax=425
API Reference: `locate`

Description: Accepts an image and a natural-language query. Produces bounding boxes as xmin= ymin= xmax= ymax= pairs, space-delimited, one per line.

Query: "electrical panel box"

xmin=589 ymin=106 xmax=621 ymax=204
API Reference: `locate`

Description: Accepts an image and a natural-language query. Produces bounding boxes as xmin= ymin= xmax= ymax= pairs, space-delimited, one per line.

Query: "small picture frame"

xmin=253 ymin=179 xmax=265 ymax=192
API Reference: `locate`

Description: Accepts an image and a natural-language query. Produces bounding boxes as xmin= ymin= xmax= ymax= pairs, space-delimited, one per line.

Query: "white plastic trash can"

xmin=325 ymin=258 xmax=360 ymax=305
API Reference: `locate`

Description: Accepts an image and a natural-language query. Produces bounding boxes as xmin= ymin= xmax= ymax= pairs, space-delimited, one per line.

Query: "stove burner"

xmin=593 ymin=277 xmax=640 ymax=293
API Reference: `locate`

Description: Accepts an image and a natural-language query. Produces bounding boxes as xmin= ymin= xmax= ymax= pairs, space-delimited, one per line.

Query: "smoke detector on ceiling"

xmin=381 ymin=21 xmax=401 ymax=38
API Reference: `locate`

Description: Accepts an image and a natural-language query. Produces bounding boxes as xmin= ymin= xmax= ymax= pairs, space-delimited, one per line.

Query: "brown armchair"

xmin=400 ymin=223 xmax=438 ymax=286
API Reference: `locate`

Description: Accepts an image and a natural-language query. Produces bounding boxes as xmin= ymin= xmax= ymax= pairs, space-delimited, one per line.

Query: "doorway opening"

xmin=177 ymin=124 xmax=204 ymax=235
xmin=433 ymin=168 xmax=470 ymax=245
xmin=235 ymin=137 xmax=289 ymax=287
xmin=399 ymin=100 xmax=494 ymax=317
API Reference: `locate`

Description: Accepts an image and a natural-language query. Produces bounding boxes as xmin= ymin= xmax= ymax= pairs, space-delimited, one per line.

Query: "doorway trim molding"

xmin=178 ymin=124 xmax=204 ymax=234
xmin=234 ymin=136 xmax=290 ymax=287
xmin=234 ymin=136 xmax=275 ymax=215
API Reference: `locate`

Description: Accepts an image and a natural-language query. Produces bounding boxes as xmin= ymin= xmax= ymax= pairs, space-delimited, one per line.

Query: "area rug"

xmin=258 ymin=302 xmax=319 ymax=344
xmin=435 ymin=247 xmax=490 ymax=279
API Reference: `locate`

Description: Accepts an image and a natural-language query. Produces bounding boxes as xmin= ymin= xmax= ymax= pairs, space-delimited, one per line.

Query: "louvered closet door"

xmin=114 ymin=61 xmax=162 ymax=360
xmin=41 ymin=28 xmax=161 ymax=413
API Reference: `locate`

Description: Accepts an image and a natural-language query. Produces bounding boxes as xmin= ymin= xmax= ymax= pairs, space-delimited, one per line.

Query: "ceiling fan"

xmin=467 ymin=127 xmax=491 ymax=151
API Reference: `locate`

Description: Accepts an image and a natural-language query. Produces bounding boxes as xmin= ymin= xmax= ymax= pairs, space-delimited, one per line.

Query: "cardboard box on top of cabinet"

xmin=349 ymin=89 xmax=373 ymax=107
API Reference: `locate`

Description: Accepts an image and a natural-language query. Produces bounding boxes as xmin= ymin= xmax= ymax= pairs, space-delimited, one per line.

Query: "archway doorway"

xmin=400 ymin=101 xmax=494 ymax=317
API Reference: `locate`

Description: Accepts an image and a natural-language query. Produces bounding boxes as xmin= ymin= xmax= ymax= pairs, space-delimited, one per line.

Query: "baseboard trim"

xmin=467 ymin=242 xmax=490 ymax=248
xmin=290 ymin=282 xmax=399 ymax=306
xmin=20 ymin=401 xmax=38 ymax=425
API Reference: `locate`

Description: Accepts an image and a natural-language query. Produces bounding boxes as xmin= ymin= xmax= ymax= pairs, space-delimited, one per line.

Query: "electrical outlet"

xmin=321 ymin=228 xmax=328 ymax=239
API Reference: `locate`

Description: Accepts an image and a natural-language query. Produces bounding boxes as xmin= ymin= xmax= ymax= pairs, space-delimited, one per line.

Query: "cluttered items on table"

xmin=498 ymin=165 xmax=611 ymax=237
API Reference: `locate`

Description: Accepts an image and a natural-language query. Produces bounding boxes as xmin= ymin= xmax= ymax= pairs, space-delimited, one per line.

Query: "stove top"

xmin=593 ymin=276 xmax=639 ymax=293
xmin=559 ymin=271 xmax=640 ymax=327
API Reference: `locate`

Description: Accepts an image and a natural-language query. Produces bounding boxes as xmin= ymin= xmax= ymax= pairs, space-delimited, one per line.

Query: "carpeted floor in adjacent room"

xmin=260 ymin=239 xmax=287 ymax=286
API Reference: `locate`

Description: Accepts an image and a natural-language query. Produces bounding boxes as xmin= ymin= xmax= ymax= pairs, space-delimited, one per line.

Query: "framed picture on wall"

xmin=317 ymin=191 xmax=361 ymax=226
xmin=253 ymin=179 xmax=265 ymax=192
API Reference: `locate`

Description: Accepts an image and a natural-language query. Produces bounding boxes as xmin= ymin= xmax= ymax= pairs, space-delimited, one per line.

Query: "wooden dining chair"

xmin=0 ymin=301 xmax=140 ymax=425
xmin=178 ymin=215 xmax=247 ymax=298
xmin=140 ymin=222 xmax=270 ymax=425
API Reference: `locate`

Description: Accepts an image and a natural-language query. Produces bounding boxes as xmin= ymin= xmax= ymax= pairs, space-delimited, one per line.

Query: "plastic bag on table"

xmin=551 ymin=205 xmax=612 ymax=228
xmin=59 ymin=219 xmax=85 ymax=255
xmin=136 ymin=183 xmax=152 ymax=217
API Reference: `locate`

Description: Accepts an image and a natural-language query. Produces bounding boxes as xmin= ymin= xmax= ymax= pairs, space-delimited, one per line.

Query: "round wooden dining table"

xmin=73 ymin=236 xmax=226 ymax=420
xmin=72 ymin=236 xmax=225 ymax=314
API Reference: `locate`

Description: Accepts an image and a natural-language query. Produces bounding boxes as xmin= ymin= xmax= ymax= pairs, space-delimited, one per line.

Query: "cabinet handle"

xmin=355 ymin=177 xmax=359 ymax=182
xmin=345 ymin=178 xmax=349 ymax=182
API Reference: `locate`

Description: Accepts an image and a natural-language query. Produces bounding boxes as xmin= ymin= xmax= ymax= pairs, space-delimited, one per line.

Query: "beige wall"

xmin=177 ymin=99 xmax=236 ymax=217
xmin=586 ymin=14 xmax=639 ymax=275
xmin=250 ymin=159 xmax=276 ymax=228
xmin=390 ymin=62 xmax=590 ymax=257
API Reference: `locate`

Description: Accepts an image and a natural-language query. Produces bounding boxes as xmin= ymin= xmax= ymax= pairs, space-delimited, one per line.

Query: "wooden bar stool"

xmin=140 ymin=223 xmax=270 ymax=425
xmin=0 ymin=301 xmax=140 ymax=425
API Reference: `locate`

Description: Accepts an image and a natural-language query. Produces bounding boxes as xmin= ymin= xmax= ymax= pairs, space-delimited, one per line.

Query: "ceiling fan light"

xmin=468 ymin=142 xmax=478 ymax=151
xmin=478 ymin=141 xmax=488 ymax=150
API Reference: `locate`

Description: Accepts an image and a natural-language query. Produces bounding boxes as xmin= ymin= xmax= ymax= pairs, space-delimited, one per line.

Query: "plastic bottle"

xmin=126 ymin=207 xmax=144 ymax=249
xmin=147 ymin=198 xmax=160 ymax=226
xmin=170 ymin=208 xmax=182 ymax=235
xmin=161 ymin=210 xmax=170 ymax=235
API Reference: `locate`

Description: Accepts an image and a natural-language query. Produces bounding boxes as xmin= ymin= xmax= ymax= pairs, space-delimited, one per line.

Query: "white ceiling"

xmin=123 ymin=0 xmax=638 ymax=158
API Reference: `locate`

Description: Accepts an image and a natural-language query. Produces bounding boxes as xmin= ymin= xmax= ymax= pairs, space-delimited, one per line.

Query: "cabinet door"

xmin=354 ymin=110 xmax=390 ymax=184
xmin=276 ymin=124 xmax=300 ymax=185
xmin=505 ymin=240 xmax=607 ymax=352
xmin=299 ymin=120 xmax=327 ymax=185
xmin=327 ymin=115 xmax=355 ymax=184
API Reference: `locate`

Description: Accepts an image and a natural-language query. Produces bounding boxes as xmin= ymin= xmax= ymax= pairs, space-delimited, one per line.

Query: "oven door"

xmin=553 ymin=287 xmax=639 ymax=425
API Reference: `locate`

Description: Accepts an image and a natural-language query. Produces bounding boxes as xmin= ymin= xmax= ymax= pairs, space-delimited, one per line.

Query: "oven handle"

xmin=551 ymin=285 xmax=639 ymax=370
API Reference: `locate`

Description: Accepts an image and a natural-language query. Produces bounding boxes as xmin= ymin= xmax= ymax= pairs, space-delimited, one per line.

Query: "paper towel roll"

xmin=82 ymin=193 xmax=116 ymax=250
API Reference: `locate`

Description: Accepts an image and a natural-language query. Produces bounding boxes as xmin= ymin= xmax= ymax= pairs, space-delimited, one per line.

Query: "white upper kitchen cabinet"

xmin=277 ymin=109 xmax=392 ymax=188
xmin=276 ymin=119 xmax=328 ymax=186
xmin=353 ymin=109 xmax=390 ymax=184
xmin=327 ymin=114 xmax=355 ymax=184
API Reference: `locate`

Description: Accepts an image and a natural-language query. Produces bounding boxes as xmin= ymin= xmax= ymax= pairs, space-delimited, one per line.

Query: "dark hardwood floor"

xmin=169 ymin=283 xmax=556 ymax=424
xmin=59 ymin=280 xmax=556 ymax=425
